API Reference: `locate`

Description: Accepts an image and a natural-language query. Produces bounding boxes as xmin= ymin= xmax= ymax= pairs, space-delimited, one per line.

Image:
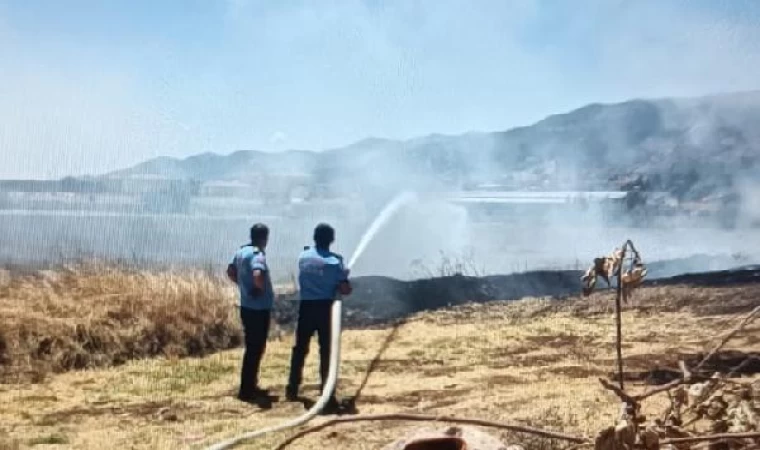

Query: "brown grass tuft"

xmin=0 ymin=263 xmax=242 ymax=383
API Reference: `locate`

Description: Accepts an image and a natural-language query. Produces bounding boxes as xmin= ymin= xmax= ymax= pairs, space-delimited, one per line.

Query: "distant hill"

xmin=107 ymin=90 xmax=760 ymax=203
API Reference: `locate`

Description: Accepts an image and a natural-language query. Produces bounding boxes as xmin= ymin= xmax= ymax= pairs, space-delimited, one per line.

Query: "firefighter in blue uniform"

xmin=286 ymin=223 xmax=352 ymax=412
xmin=226 ymin=223 xmax=275 ymax=406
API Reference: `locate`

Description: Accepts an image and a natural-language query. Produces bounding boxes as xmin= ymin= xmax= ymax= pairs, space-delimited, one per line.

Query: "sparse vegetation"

xmin=28 ymin=434 xmax=69 ymax=446
xmin=0 ymin=263 xmax=758 ymax=449
xmin=410 ymin=249 xmax=485 ymax=278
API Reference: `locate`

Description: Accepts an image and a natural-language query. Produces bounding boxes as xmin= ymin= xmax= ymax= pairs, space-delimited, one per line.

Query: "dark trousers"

xmin=239 ymin=307 xmax=271 ymax=398
xmin=287 ymin=300 xmax=336 ymax=398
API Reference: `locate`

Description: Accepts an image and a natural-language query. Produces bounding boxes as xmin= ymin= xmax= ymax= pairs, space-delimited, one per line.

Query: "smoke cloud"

xmin=2 ymin=1 xmax=760 ymax=282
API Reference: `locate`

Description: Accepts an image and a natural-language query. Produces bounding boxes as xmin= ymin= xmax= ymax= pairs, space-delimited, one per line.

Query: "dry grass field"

xmin=0 ymin=266 xmax=758 ymax=449
xmin=0 ymin=264 xmax=244 ymax=383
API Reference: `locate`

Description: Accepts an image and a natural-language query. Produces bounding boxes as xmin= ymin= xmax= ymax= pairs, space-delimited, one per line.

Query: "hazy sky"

xmin=2 ymin=0 xmax=760 ymax=179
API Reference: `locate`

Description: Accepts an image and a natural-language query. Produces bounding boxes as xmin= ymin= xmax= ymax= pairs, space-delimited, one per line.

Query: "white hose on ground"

xmin=203 ymin=298 xmax=343 ymax=450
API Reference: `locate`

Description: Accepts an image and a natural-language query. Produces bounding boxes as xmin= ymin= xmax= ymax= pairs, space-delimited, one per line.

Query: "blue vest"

xmin=230 ymin=245 xmax=274 ymax=310
xmin=297 ymin=246 xmax=348 ymax=301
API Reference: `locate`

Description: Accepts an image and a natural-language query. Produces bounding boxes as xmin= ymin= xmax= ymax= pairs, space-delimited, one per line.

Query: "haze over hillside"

xmin=107 ymin=90 xmax=760 ymax=211
xmin=4 ymin=90 xmax=760 ymax=278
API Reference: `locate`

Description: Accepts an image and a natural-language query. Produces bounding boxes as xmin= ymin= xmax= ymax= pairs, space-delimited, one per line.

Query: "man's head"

xmin=250 ymin=223 xmax=269 ymax=249
xmin=313 ymin=223 xmax=334 ymax=249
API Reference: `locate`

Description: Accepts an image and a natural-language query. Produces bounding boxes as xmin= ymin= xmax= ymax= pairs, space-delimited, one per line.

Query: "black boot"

xmin=320 ymin=395 xmax=341 ymax=415
xmin=285 ymin=385 xmax=299 ymax=402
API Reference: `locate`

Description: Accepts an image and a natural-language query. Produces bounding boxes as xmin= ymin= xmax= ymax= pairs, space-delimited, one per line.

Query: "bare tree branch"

xmin=679 ymin=360 xmax=692 ymax=379
xmin=599 ymin=377 xmax=637 ymax=406
xmin=633 ymin=375 xmax=693 ymax=401
xmin=661 ymin=432 xmax=760 ymax=445
xmin=693 ymin=305 xmax=760 ymax=373
xmin=630 ymin=305 xmax=760 ymax=402
xmin=273 ymin=413 xmax=591 ymax=450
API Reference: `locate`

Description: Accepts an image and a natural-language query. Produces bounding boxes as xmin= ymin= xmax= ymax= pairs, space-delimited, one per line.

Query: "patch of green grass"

xmin=115 ymin=357 xmax=237 ymax=396
xmin=33 ymin=415 xmax=60 ymax=427
xmin=206 ymin=422 xmax=227 ymax=434
xmin=28 ymin=434 xmax=69 ymax=446
xmin=19 ymin=395 xmax=59 ymax=403
xmin=407 ymin=349 xmax=426 ymax=358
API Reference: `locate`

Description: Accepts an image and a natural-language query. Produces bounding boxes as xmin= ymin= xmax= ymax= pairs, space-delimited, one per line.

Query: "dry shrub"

xmin=0 ymin=263 xmax=242 ymax=383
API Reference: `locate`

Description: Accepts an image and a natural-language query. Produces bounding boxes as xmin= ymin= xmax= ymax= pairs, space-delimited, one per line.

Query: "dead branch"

xmin=679 ymin=361 xmax=692 ymax=379
xmin=661 ymin=432 xmax=760 ymax=445
xmin=726 ymin=355 xmax=760 ymax=380
xmin=582 ymin=240 xmax=645 ymax=390
xmin=689 ymin=440 xmax=760 ymax=450
xmin=615 ymin=247 xmax=625 ymax=390
xmin=634 ymin=376 xmax=694 ymax=402
xmin=693 ymin=305 xmax=760 ymax=373
xmin=630 ymin=305 xmax=760 ymax=404
xmin=623 ymin=240 xmax=641 ymax=259
xmin=636 ymin=360 xmax=696 ymax=402
xmin=599 ymin=377 xmax=637 ymax=406
xmin=273 ymin=413 xmax=591 ymax=450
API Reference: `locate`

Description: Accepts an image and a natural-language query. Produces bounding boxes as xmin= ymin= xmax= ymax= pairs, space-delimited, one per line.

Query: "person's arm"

xmin=226 ymin=256 xmax=238 ymax=283
xmin=337 ymin=262 xmax=352 ymax=296
xmin=252 ymin=270 xmax=265 ymax=294
xmin=338 ymin=279 xmax=352 ymax=296
xmin=250 ymin=254 xmax=267 ymax=295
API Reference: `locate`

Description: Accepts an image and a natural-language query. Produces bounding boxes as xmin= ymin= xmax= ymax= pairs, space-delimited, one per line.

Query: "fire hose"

xmin=204 ymin=298 xmax=344 ymax=450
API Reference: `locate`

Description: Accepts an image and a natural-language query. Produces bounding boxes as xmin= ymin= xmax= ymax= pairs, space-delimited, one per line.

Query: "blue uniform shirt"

xmin=297 ymin=246 xmax=348 ymax=301
xmin=230 ymin=245 xmax=274 ymax=310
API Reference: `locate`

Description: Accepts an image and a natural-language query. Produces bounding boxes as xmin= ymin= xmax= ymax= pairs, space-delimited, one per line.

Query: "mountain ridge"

xmin=104 ymin=90 xmax=760 ymax=208
xmin=110 ymin=89 xmax=760 ymax=172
